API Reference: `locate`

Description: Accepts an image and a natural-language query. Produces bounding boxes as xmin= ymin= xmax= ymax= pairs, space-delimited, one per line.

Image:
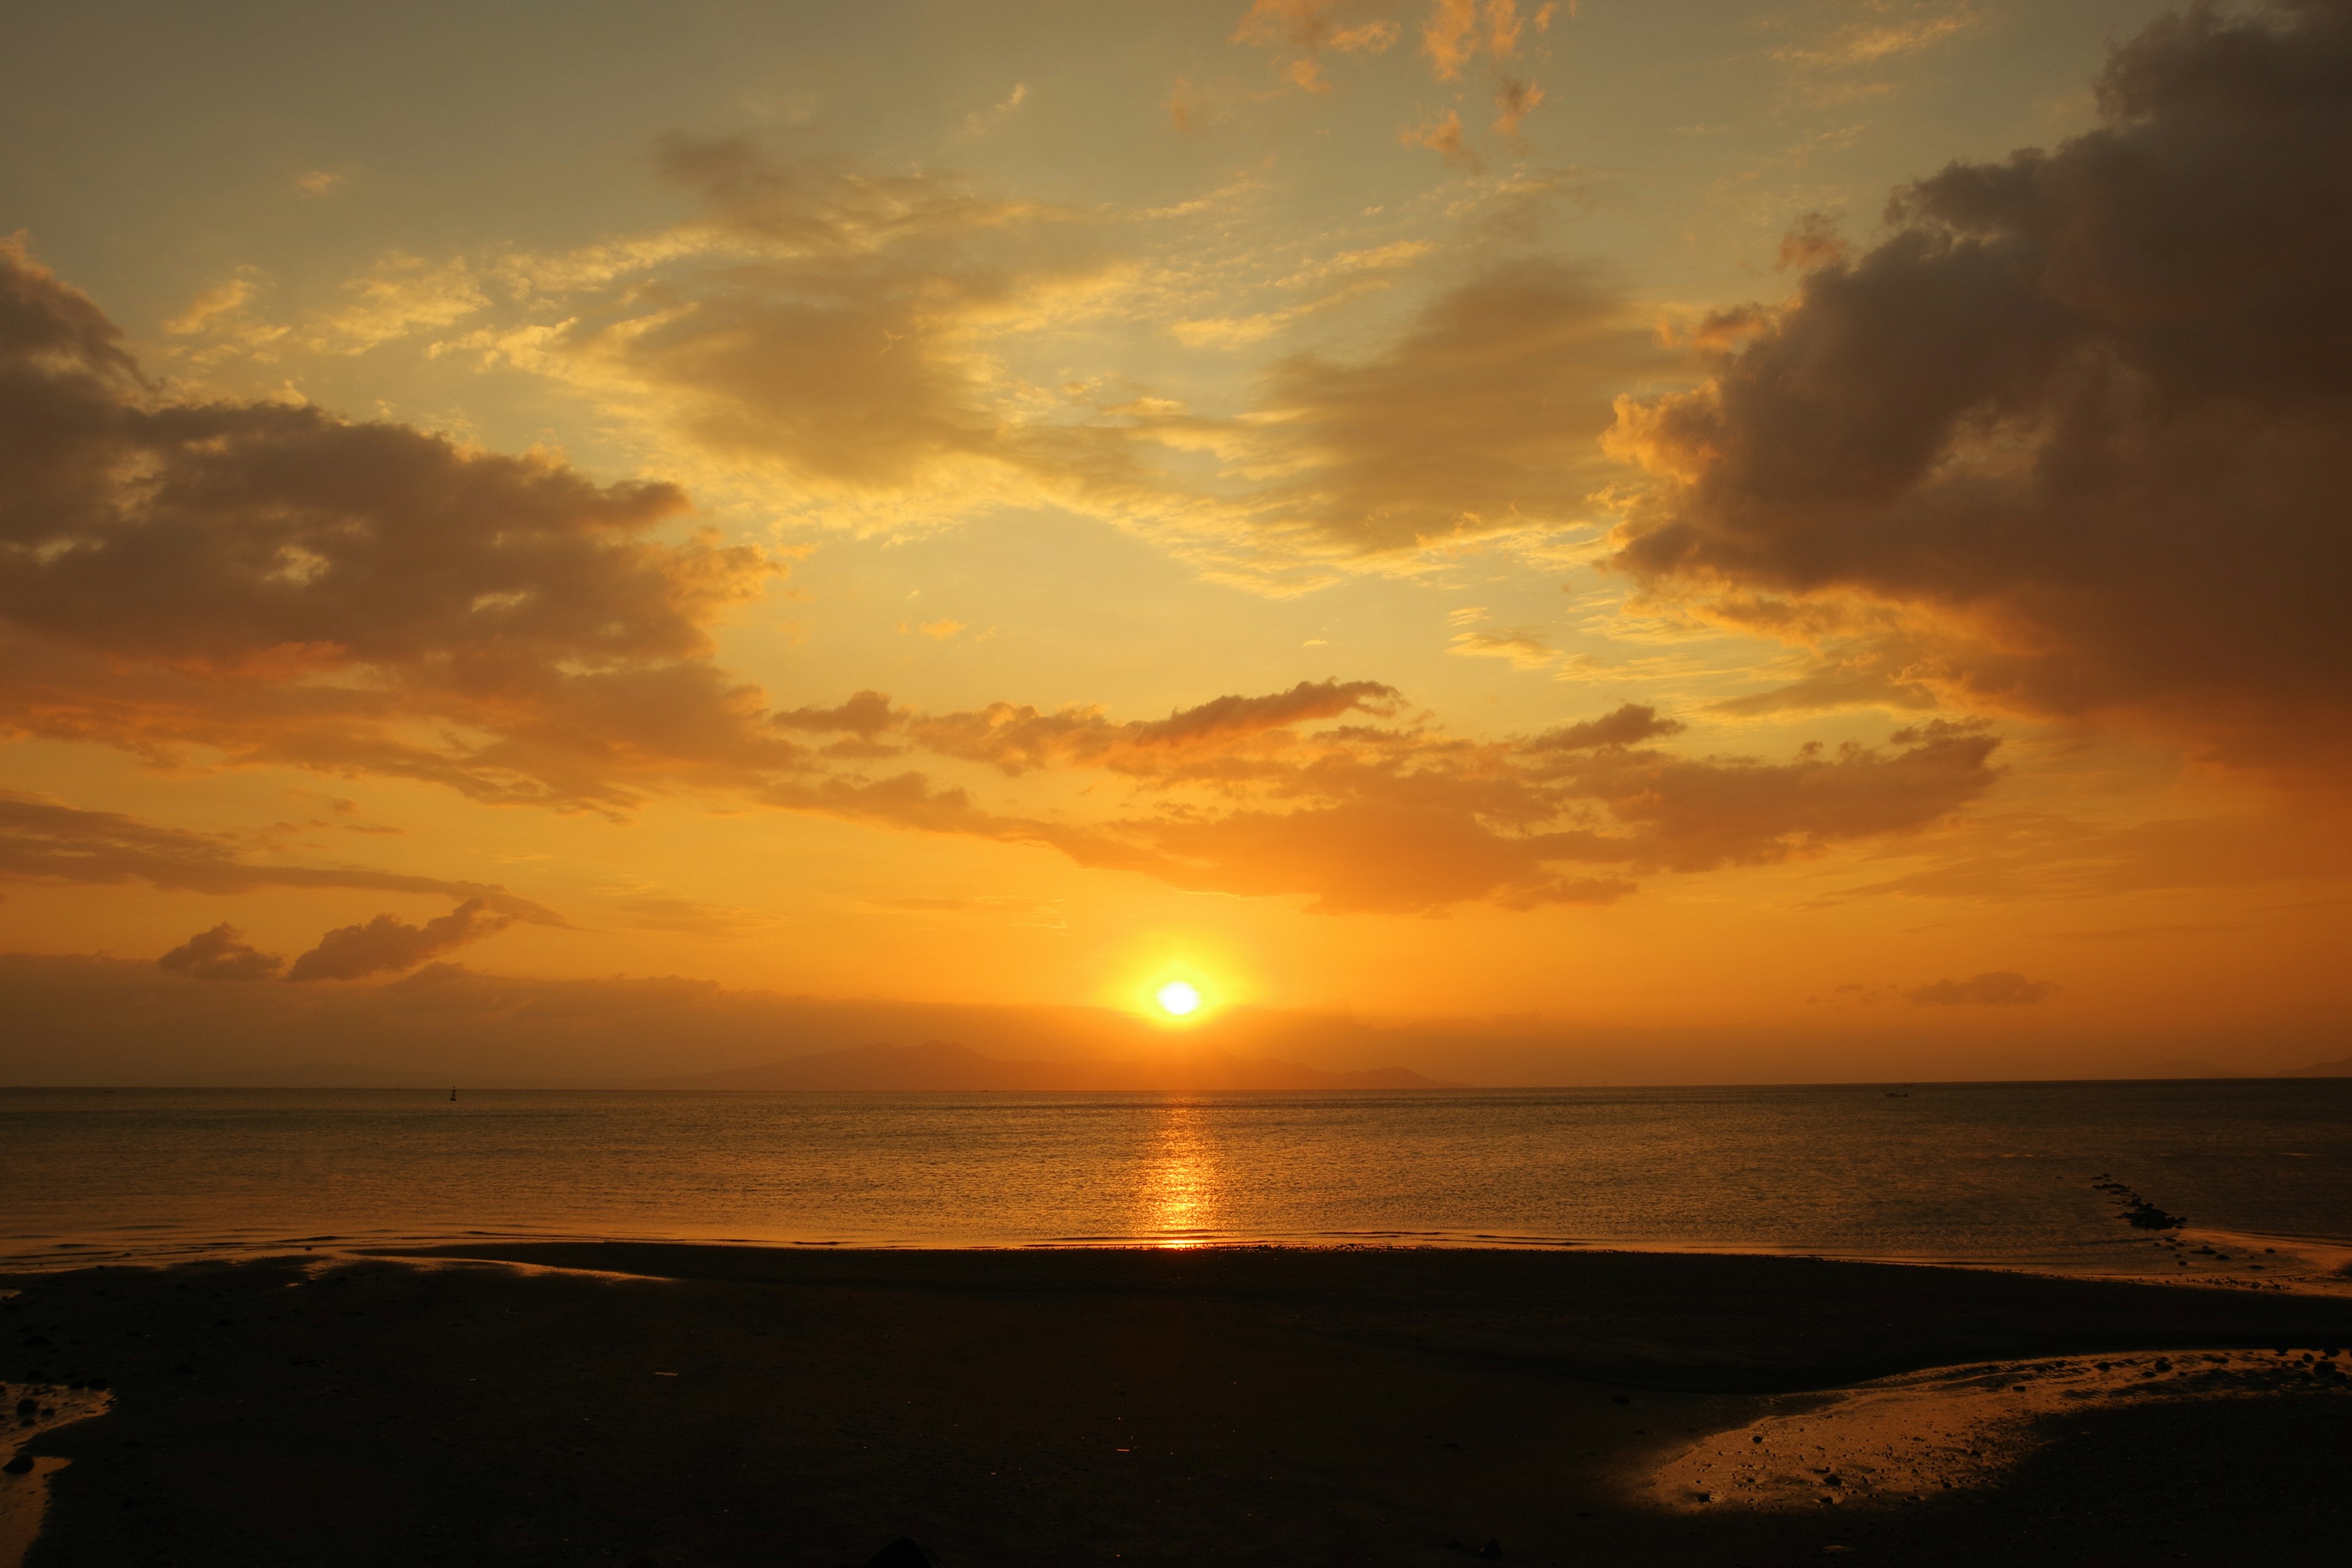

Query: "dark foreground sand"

xmin=4 ymin=1245 xmax=2351 ymax=1566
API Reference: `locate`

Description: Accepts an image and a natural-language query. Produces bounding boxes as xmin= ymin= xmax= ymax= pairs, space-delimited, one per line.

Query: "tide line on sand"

xmin=1649 ymin=1346 xmax=2352 ymax=1513
xmin=1 ymin=1382 xmax=110 ymax=1568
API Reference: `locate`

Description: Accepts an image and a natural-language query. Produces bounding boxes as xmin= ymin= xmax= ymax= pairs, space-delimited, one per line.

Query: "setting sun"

xmin=1155 ymin=981 xmax=1202 ymax=1017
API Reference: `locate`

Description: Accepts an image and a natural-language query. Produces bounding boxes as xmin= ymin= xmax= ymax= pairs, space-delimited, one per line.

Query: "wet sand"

xmin=5 ymin=1244 xmax=2351 ymax=1566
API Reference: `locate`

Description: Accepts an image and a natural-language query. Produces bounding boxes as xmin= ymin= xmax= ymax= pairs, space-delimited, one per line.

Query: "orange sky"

xmin=3 ymin=0 xmax=2348 ymax=1080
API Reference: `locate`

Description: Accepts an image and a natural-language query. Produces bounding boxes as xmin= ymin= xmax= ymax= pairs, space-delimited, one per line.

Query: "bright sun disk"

xmin=1155 ymin=981 xmax=1201 ymax=1017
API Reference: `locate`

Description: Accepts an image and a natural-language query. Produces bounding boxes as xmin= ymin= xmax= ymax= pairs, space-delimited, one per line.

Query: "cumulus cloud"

xmin=1904 ymin=971 xmax=2058 ymax=1007
xmin=0 ymin=239 xmax=790 ymax=813
xmin=286 ymin=899 xmax=518 ymax=982
xmin=1605 ymin=0 xmax=2352 ymax=772
xmin=157 ymin=923 xmax=284 ymax=981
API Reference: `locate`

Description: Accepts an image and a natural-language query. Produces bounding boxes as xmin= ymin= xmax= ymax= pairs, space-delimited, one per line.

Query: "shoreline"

xmin=8 ymin=1242 xmax=2352 ymax=1564
xmin=7 ymin=1221 xmax=2348 ymax=1300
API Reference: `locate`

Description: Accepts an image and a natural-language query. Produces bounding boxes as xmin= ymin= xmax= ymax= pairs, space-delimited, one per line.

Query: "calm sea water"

xmin=3 ymin=1082 xmax=2349 ymax=1271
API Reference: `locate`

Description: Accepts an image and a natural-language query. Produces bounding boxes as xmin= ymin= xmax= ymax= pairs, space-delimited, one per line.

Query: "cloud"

xmin=1 ymin=244 xmax=1992 ymax=919
xmin=1776 ymin=4 xmax=1980 ymax=70
xmin=1168 ymin=239 xmax=1434 ymax=349
xmin=1493 ymin=75 xmax=1544 ymax=135
xmin=1774 ymin=211 xmax=1846 ymax=272
xmin=772 ymin=690 xmax=899 ymax=737
xmin=172 ymin=141 xmax=1630 ymax=579
xmin=1526 ymin=703 xmax=1683 ymax=751
xmin=956 ymin=83 xmax=1029 ymax=140
xmin=157 ymin=923 xmax=284 ymax=981
xmin=1828 ymin=810 xmax=2352 ymax=905
xmin=1232 ymin=1 xmax=1401 ymax=92
xmin=0 ymin=239 xmax=790 ymax=814
xmin=1448 ymin=627 xmax=1556 ymax=668
xmin=883 ymin=691 xmax=1998 ymax=913
xmin=1237 ymin=2 xmax=1548 ymax=152
xmin=1169 ymin=77 xmax=1208 ymax=132
xmin=1231 ymin=259 xmax=1667 ymax=551
xmin=286 ymin=898 xmax=518 ymax=982
xmin=0 ymin=790 xmax=566 ymax=920
xmin=1605 ymin=0 xmax=2352 ymax=774
xmin=311 ymin=254 xmax=489 ymax=352
xmin=451 ymin=133 xmax=1106 ymax=500
xmin=1400 ymin=107 xmax=1480 ymax=168
xmin=1707 ymin=657 xmax=1938 ymax=717
xmin=1904 ymin=971 xmax=2057 ymax=1007
xmin=906 ymin=677 xmax=1403 ymax=776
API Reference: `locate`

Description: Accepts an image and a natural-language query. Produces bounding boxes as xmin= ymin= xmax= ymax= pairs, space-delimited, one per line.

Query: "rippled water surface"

xmin=4 ymin=1082 xmax=2348 ymax=1268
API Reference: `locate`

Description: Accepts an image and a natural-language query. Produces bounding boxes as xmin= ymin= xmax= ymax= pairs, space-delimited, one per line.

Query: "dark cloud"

xmin=1526 ymin=702 xmax=1684 ymax=752
xmin=772 ymin=690 xmax=899 ymax=736
xmin=286 ymin=899 xmax=517 ymax=982
xmin=0 ymin=789 xmax=565 ymax=920
xmin=1905 ymin=971 xmax=2060 ymax=1007
xmin=157 ymin=922 xmax=283 ymax=981
xmin=1605 ymin=0 xmax=2352 ymax=769
xmin=0 ymin=239 xmax=788 ymax=812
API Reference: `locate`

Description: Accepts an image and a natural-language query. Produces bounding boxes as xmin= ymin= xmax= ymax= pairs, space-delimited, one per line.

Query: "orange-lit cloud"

xmin=820 ymin=693 xmax=2002 ymax=914
xmin=0 ymin=242 xmax=1996 ymax=919
xmin=0 ymin=240 xmax=787 ymax=813
xmin=1229 ymin=259 xmax=1665 ymax=551
xmin=0 ymin=791 xmax=565 ymax=919
xmin=1232 ymin=1 xmax=1401 ymax=93
xmin=1904 ymin=971 xmax=2056 ymax=1007
xmin=1492 ymin=75 xmax=1544 ymax=135
xmin=1423 ymin=0 xmax=1531 ymax=80
xmin=1415 ymin=0 xmax=1550 ymax=154
xmin=1399 ymin=106 xmax=1479 ymax=168
xmin=159 ymin=140 xmax=1640 ymax=581
xmin=157 ymin=923 xmax=283 ymax=981
xmin=287 ymin=898 xmax=516 ymax=981
xmin=1776 ymin=3 xmax=1980 ymax=70
xmin=1605 ymin=0 xmax=2352 ymax=774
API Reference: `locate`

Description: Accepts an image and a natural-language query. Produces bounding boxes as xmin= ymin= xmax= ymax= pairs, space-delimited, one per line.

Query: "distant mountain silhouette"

xmin=635 ymin=1039 xmax=1458 ymax=1091
xmin=2128 ymin=1057 xmax=2234 ymax=1078
xmin=2278 ymin=1054 xmax=2352 ymax=1077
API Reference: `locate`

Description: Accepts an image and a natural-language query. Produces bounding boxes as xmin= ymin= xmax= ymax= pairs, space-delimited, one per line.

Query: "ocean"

xmin=4 ymin=1080 xmax=2348 ymax=1270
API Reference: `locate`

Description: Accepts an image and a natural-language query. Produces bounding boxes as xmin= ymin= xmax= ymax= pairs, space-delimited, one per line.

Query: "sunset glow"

xmin=1156 ymin=981 xmax=1204 ymax=1018
xmin=6 ymin=7 xmax=2351 ymax=1566
xmin=0 ymin=0 xmax=2345 ymax=1089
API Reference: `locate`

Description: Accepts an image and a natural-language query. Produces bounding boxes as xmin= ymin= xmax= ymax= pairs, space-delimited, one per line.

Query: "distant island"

xmin=2279 ymin=1054 xmax=2352 ymax=1077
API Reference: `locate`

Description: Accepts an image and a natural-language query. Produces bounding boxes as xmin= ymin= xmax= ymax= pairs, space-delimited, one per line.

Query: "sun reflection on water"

xmin=1139 ymin=1097 xmax=1221 ymax=1246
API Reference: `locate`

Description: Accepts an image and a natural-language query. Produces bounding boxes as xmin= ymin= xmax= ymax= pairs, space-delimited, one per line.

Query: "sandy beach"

xmin=5 ymin=1244 xmax=2350 ymax=1566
